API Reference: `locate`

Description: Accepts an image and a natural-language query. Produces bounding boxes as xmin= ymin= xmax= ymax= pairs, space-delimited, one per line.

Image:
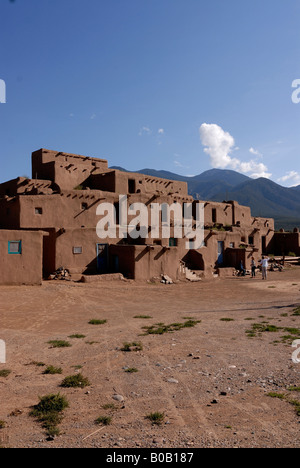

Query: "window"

xmin=81 ymin=203 xmax=88 ymax=210
xmin=114 ymin=202 xmax=120 ymax=225
xmin=248 ymin=236 xmax=254 ymax=245
xmin=128 ymin=179 xmax=136 ymax=194
xmin=169 ymin=238 xmax=177 ymax=247
xmin=35 ymin=207 xmax=43 ymax=215
xmin=212 ymin=208 xmax=217 ymax=223
xmin=8 ymin=240 xmax=22 ymax=255
xmin=73 ymin=246 xmax=82 ymax=255
xmin=229 ymin=242 xmax=235 ymax=248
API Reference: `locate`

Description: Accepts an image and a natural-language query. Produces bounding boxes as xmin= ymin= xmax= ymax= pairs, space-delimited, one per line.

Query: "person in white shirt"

xmin=260 ymin=256 xmax=270 ymax=280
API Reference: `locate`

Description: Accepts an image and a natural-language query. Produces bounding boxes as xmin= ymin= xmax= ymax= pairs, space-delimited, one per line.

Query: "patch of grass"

xmin=220 ymin=318 xmax=234 ymax=322
xmin=125 ymin=367 xmax=138 ymax=373
xmin=102 ymin=403 xmax=117 ymax=410
xmin=48 ymin=340 xmax=71 ymax=348
xmin=68 ymin=334 xmax=86 ymax=339
xmin=141 ymin=319 xmax=201 ymax=336
xmin=246 ymin=323 xmax=299 ymax=344
xmin=289 ymin=400 xmax=300 ymax=416
xmin=0 ymin=421 xmax=6 ymax=429
xmin=292 ymin=307 xmax=300 ymax=316
xmin=27 ymin=361 xmax=46 ymax=367
xmin=284 ymin=327 xmax=300 ymax=336
xmin=121 ymin=342 xmax=143 ymax=352
xmin=43 ymin=366 xmax=63 ymax=375
xmin=0 ymin=370 xmax=11 ymax=378
xmin=134 ymin=315 xmax=152 ymax=319
xmin=278 ymin=327 xmax=300 ymax=345
xmin=71 ymin=365 xmax=83 ymax=370
xmin=267 ymin=392 xmax=286 ymax=400
xmin=288 ymin=387 xmax=300 ymax=392
xmin=95 ymin=416 xmax=112 ymax=426
xmin=183 ymin=319 xmax=201 ymax=328
xmin=85 ymin=341 xmax=100 ymax=345
xmin=246 ymin=323 xmax=282 ymax=338
xmin=30 ymin=393 xmax=69 ymax=437
xmin=146 ymin=412 xmax=165 ymax=426
xmin=280 ymin=335 xmax=297 ymax=344
xmin=246 ymin=332 xmax=256 ymax=338
xmin=60 ymin=373 xmax=90 ymax=388
xmin=88 ymin=319 xmax=107 ymax=325
xmin=267 ymin=392 xmax=300 ymax=417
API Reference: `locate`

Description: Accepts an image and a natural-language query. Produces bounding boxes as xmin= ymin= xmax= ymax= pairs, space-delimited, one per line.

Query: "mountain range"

xmin=110 ymin=166 xmax=300 ymax=231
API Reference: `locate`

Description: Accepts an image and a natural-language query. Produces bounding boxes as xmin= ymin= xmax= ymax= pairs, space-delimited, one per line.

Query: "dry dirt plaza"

xmin=0 ymin=266 xmax=299 ymax=449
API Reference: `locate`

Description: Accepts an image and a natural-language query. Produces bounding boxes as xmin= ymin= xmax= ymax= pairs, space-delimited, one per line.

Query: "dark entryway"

xmin=96 ymin=243 xmax=109 ymax=273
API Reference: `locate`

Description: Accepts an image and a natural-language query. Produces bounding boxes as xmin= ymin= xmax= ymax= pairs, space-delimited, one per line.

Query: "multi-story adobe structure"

xmin=0 ymin=148 xmax=296 ymax=286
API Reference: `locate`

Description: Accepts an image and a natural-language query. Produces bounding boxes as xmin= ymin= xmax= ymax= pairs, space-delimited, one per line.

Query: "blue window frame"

xmin=8 ymin=240 xmax=22 ymax=255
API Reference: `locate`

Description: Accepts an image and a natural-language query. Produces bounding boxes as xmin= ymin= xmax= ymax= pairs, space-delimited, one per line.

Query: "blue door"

xmin=97 ymin=244 xmax=108 ymax=273
xmin=217 ymin=241 xmax=224 ymax=264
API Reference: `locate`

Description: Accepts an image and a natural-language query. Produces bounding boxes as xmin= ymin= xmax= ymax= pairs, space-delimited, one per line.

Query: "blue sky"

xmin=0 ymin=0 xmax=300 ymax=185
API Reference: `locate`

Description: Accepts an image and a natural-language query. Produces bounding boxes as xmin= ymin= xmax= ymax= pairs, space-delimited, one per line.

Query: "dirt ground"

xmin=0 ymin=266 xmax=299 ymax=448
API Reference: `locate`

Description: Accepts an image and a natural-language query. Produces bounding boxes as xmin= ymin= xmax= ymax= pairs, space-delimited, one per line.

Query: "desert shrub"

xmin=48 ymin=340 xmax=71 ymax=348
xmin=121 ymin=342 xmax=143 ymax=352
xmin=30 ymin=393 xmax=69 ymax=437
xmin=88 ymin=319 xmax=107 ymax=325
xmin=146 ymin=412 xmax=165 ymax=425
xmin=43 ymin=366 xmax=63 ymax=375
xmin=142 ymin=320 xmax=201 ymax=335
xmin=95 ymin=416 xmax=112 ymax=426
xmin=60 ymin=373 xmax=90 ymax=388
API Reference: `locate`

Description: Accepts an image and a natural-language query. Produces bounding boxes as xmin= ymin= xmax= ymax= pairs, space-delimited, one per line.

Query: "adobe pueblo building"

xmin=0 ymin=148 xmax=297 ymax=285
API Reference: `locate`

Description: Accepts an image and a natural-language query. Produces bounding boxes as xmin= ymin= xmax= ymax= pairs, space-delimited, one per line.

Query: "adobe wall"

xmin=32 ymin=149 xmax=108 ymax=191
xmin=0 ymin=197 xmax=20 ymax=229
xmin=0 ymin=178 xmax=54 ymax=198
xmin=54 ymin=227 xmax=120 ymax=275
xmin=133 ymin=244 xmax=181 ymax=281
xmin=203 ymin=201 xmax=234 ymax=226
xmin=271 ymin=231 xmax=300 ymax=256
xmin=0 ymin=230 xmax=44 ymax=285
xmin=112 ymin=170 xmax=189 ymax=196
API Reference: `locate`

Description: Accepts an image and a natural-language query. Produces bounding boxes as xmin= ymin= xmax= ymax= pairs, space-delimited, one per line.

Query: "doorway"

xmin=96 ymin=244 xmax=109 ymax=273
xmin=217 ymin=241 xmax=224 ymax=264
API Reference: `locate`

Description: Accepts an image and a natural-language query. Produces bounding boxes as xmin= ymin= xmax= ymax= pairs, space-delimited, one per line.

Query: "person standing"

xmin=239 ymin=261 xmax=246 ymax=276
xmin=260 ymin=256 xmax=270 ymax=280
xmin=251 ymin=257 xmax=256 ymax=278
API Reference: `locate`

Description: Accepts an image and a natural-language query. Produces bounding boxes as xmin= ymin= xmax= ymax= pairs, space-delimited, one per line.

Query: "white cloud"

xmin=278 ymin=171 xmax=300 ymax=187
xmin=199 ymin=123 xmax=236 ymax=169
xmin=199 ymin=123 xmax=272 ymax=179
xmin=249 ymin=147 xmax=262 ymax=158
xmin=139 ymin=126 xmax=152 ymax=136
xmin=158 ymin=128 xmax=165 ymax=135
